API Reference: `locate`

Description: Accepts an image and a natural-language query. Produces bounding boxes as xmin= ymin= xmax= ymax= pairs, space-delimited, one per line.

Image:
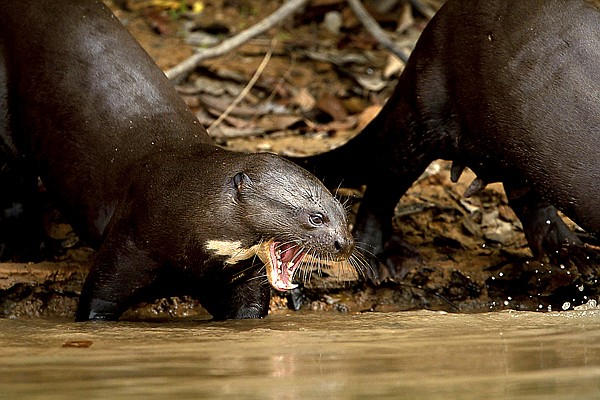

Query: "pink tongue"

xmin=280 ymin=243 xmax=297 ymax=264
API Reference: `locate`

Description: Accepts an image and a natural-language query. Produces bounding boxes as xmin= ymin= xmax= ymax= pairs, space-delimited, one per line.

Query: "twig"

xmin=165 ymin=0 xmax=309 ymax=81
xmin=346 ymin=0 xmax=410 ymax=63
xmin=207 ymin=39 xmax=276 ymax=133
xmin=197 ymin=94 xmax=277 ymax=118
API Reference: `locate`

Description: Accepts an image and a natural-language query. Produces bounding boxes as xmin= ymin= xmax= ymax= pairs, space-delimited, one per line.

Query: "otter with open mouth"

xmin=0 ymin=0 xmax=361 ymax=321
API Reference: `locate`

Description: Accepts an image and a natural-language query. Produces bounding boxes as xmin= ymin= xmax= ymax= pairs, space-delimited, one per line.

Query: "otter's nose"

xmin=333 ymin=234 xmax=355 ymax=258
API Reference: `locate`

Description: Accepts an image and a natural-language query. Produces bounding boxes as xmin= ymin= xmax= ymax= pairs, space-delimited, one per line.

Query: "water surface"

xmin=2 ymin=310 xmax=600 ymax=399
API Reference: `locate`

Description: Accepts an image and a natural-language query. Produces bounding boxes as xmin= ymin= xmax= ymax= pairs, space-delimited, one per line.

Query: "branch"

xmin=207 ymin=39 xmax=275 ymax=133
xmin=165 ymin=0 xmax=309 ymax=81
xmin=346 ymin=0 xmax=409 ymax=63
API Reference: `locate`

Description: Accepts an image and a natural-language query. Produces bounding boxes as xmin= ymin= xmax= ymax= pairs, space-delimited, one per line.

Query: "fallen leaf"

xmin=383 ymin=53 xmax=404 ymax=78
xmin=291 ymin=87 xmax=316 ymax=112
xmin=316 ymin=93 xmax=347 ymax=121
xmin=342 ymin=96 xmax=367 ymax=114
xmin=144 ymin=9 xmax=173 ymax=35
xmin=304 ymin=116 xmax=357 ymax=133
xmin=256 ymin=115 xmax=303 ymax=132
xmin=356 ymin=104 xmax=381 ymax=131
xmin=355 ymin=74 xmax=387 ymax=91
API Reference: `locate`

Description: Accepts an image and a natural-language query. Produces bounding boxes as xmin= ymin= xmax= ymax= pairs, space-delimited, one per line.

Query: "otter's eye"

xmin=309 ymin=213 xmax=324 ymax=227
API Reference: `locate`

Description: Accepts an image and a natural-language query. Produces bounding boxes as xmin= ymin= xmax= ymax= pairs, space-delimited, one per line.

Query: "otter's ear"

xmin=233 ymin=172 xmax=252 ymax=194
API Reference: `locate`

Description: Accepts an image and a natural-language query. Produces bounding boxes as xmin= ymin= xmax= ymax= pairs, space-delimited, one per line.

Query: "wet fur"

xmin=0 ymin=0 xmax=353 ymax=321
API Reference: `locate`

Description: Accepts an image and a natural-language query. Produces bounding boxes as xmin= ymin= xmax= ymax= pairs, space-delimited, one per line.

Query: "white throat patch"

xmin=205 ymin=240 xmax=261 ymax=265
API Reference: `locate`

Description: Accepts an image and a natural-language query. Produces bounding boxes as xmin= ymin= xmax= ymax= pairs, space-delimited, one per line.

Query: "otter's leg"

xmin=504 ymin=183 xmax=600 ymax=278
xmin=504 ymin=183 xmax=582 ymax=257
xmin=354 ymin=172 xmax=425 ymax=282
xmin=197 ymin=266 xmax=271 ymax=320
xmin=76 ymin=234 xmax=159 ymax=321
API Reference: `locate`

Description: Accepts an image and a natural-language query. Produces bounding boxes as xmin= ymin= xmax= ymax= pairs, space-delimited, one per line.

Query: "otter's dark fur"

xmin=0 ymin=0 xmax=355 ymax=321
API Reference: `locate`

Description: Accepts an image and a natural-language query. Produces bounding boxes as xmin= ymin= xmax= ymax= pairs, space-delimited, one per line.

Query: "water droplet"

xmin=562 ymin=302 xmax=571 ymax=310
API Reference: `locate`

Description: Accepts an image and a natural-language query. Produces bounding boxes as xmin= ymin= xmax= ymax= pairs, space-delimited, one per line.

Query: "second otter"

xmin=296 ymin=0 xmax=600 ymax=278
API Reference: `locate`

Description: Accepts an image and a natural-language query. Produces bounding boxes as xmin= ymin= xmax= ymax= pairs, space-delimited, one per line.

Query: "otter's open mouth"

xmin=257 ymin=240 xmax=306 ymax=291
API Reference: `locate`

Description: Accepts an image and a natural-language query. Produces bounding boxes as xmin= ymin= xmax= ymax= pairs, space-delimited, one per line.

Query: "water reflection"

xmin=1 ymin=310 xmax=600 ymax=399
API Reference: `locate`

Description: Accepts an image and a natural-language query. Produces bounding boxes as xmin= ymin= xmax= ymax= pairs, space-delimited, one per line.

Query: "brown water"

xmin=1 ymin=310 xmax=600 ymax=399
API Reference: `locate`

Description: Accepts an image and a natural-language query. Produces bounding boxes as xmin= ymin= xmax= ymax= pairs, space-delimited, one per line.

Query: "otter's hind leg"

xmin=505 ymin=184 xmax=581 ymax=256
xmin=504 ymin=183 xmax=600 ymax=278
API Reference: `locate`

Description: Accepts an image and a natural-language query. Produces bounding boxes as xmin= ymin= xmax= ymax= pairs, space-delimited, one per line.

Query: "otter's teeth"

xmin=259 ymin=240 xmax=303 ymax=291
xmin=276 ymin=248 xmax=293 ymax=284
xmin=270 ymin=246 xmax=298 ymax=291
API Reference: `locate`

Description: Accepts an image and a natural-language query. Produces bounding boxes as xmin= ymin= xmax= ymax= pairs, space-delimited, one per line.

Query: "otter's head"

xmin=207 ymin=152 xmax=358 ymax=291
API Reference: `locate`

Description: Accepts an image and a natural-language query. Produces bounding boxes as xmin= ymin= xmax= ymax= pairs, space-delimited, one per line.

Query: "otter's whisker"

xmin=352 ymin=250 xmax=376 ymax=279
